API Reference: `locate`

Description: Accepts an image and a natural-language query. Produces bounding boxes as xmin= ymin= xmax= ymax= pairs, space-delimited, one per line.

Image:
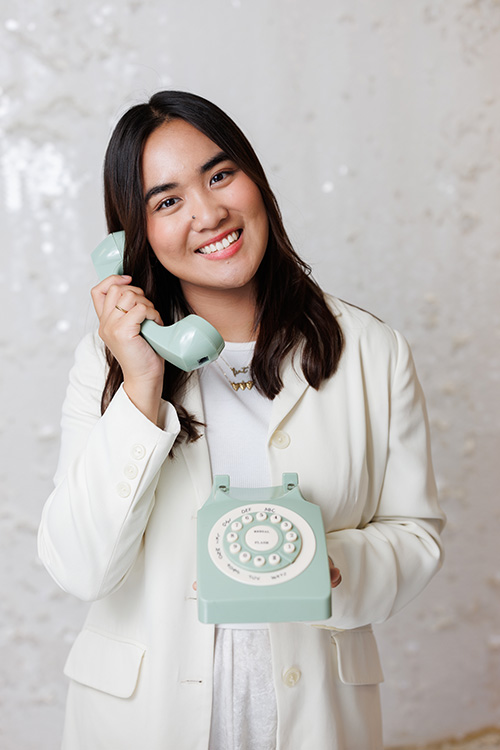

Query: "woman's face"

xmin=142 ymin=119 xmax=269 ymax=305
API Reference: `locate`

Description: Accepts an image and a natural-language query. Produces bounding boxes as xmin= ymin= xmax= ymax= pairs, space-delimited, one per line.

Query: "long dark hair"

xmin=102 ymin=90 xmax=344 ymax=443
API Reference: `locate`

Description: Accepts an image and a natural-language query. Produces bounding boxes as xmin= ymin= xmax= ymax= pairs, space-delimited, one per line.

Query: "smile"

xmin=196 ymin=229 xmax=242 ymax=255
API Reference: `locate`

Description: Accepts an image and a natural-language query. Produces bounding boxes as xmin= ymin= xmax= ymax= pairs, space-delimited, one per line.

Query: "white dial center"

xmin=245 ymin=525 xmax=279 ymax=551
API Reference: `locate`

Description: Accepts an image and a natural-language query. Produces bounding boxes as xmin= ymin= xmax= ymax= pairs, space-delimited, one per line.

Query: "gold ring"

xmin=115 ymin=305 xmax=127 ymax=314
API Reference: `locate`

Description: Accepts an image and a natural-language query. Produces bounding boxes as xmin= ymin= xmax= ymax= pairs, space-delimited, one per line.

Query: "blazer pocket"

xmin=64 ymin=627 xmax=146 ymax=698
xmin=331 ymin=626 xmax=384 ymax=685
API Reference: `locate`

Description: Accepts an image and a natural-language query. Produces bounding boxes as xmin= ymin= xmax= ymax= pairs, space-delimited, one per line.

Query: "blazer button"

xmin=124 ymin=462 xmax=138 ymax=480
xmin=270 ymin=430 xmax=290 ymax=449
xmin=131 ymin=444 xmax=146 ymax=460
xmin=282 ymin=667 xmax=301 ymax=687
xmin=116 ymin=481 xmax=131 ymax=498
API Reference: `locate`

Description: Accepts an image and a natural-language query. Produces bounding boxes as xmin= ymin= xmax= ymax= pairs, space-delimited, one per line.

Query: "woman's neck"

xmin=181 ymin=284 xmax=258 ymax=342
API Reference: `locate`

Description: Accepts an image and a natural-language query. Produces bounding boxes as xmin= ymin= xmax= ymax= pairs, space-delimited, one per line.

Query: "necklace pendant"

xmin=230 ymin=366 xmax=249 ymax=377
xmin=228 ymin=379 xmax=254 ymax=391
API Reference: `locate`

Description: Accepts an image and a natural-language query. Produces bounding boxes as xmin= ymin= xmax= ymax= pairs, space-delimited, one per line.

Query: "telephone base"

xmin=198 ymin=587 xmax=332 ymax=624
xmin=197 ymin=474 xmax=332 ymax=624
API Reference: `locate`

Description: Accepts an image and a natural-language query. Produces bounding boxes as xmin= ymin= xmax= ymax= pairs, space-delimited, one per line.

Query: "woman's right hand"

xmin=91 ymin=275 xmax=165 ymax=423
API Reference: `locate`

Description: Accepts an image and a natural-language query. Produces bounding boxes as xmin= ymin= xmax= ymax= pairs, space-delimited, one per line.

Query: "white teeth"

xmin=198 ymin=231 xmax=240 ymax=255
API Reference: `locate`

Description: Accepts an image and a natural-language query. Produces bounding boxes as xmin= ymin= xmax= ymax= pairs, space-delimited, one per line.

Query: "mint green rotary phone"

xmin=92 ymin=231 xmax=225 ymax=371
xmin=197 ymin=474 xmax=332 ymax=623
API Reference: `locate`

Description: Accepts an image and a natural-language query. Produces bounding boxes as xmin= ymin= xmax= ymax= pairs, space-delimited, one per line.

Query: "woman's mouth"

xmin=195 ymin=229 xmax=242 ymax=256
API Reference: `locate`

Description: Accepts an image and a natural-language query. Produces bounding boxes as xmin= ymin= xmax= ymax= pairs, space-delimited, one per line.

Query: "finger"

xmin=111 ymin=288 xmax=155 ymax=312
xmin=100 ymin=285 xmax=155 ymax=322
xmin=329 ymin=556 xmax=342 ymax=588
xmin=91 ymin=275 xmax=132 ymax=318
xmin=102 ymin=284 xmax=150 ymax=310
xmin=330 ymin=568 xmax=342 ymax=588
xmin=117 ymin=301 xmax=163 ymax=327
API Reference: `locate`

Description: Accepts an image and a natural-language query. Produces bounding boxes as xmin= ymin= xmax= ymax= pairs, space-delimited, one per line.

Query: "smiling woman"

xmin=99 ymin=91 xmax=345 ymax=437
xmin=37 ymin=90 xmax=445 ymax=750
xmin=142 ymin=119 xmax=269 ymax=308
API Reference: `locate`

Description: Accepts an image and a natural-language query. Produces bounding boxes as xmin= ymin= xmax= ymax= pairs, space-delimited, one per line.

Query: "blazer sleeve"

xmin=37 ymin=333 xmax=181 ymax=602
xmin=318 ymin=329 xmax=445 ymax=630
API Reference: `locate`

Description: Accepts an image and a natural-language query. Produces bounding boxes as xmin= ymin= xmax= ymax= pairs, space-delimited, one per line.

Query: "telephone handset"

xmin=197 ymin=474 xmax=332 ymax=623
xmin=91 ymin=231 xmax=225 ymax=371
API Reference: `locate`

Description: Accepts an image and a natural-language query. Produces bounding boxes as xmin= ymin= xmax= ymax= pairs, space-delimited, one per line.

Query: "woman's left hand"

xmin=329 ymin=557 xmax=342 ymax=588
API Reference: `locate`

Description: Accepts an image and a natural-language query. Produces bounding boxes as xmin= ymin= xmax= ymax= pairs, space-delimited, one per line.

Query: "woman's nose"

xmin=190 ymin=193 xmax=228 ymax=230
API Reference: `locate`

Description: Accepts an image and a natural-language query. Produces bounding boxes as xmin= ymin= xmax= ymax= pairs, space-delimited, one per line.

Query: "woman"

xmin=38 ymin=91 xmax=445 ymax=750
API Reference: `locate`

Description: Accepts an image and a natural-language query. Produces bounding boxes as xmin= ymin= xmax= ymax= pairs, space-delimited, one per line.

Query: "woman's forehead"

xmin=142 ymin=119 xmax=227 ymax=185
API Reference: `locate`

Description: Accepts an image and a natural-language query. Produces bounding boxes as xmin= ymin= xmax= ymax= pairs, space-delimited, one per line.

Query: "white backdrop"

xmin=1 ymin=1 xmax=499 ymax=748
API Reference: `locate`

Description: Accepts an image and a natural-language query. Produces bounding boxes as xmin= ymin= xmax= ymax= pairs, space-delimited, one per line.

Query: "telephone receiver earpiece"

xmin=91 ymin=231 xmax=225 ymax=371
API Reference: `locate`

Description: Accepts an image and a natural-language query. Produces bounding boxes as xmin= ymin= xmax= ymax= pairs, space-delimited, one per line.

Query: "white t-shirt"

xmin=200 ymin=340 xmax=272 ymax=489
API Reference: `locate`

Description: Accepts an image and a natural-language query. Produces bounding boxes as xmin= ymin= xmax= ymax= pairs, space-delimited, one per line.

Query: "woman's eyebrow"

xmin=200 ymin=151 xmax=231 ymax=174
xmin=144 ymin=152 xmax=232 ymax=204
xmin=144 ymin=181 xmax=178 ymax=204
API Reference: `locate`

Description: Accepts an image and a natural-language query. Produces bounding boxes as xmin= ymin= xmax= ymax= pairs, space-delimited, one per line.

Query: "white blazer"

xmin=38 ymin=297 xmax=445 ymax=750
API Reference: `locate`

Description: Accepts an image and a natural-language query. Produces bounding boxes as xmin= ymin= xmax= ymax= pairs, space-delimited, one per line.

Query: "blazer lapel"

xmin=267 ymin=351 xmax=310 ymax=439
xmin=179 ymin=373 xmax=213 ymax=508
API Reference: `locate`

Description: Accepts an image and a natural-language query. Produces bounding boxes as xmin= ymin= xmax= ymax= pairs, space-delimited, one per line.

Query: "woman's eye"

xmin=210 ymin=170 xmax=233 ymax=185
xmin=157 ymin=196 xmax=179 ymax=211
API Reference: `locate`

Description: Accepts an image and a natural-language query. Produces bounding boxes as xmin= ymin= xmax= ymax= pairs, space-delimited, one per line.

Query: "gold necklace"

xmin=215 ymin=353 xmax=254 ymax=392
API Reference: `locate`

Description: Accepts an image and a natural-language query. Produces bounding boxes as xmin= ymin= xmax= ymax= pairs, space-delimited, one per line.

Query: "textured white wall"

xmin=1 ymin=1 xmax=499 ymax=748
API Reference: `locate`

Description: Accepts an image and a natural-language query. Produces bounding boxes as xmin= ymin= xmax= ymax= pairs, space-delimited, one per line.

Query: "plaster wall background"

xmin=0 ymin=1 xmax=499 ymax=748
